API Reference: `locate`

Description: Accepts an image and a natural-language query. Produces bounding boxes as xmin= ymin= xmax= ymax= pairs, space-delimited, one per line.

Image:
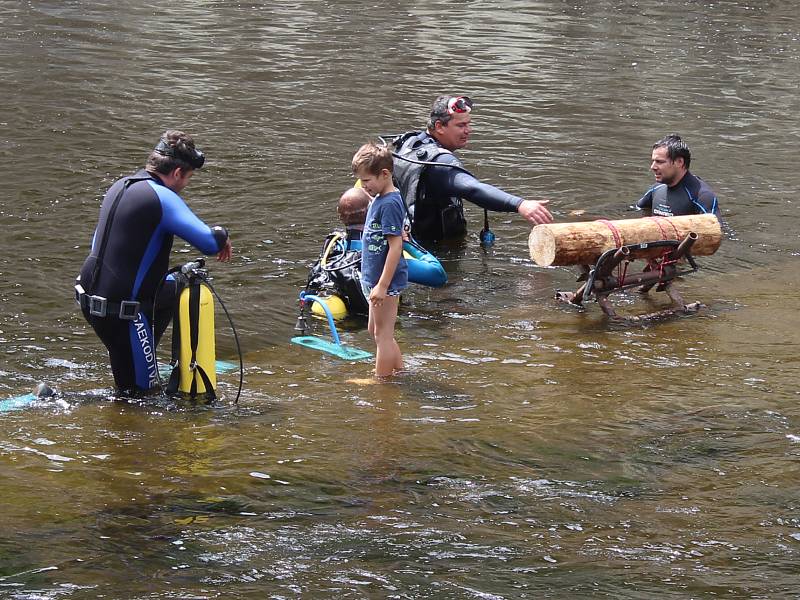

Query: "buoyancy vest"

xmin=305 ymin=231 xmax=369 ymax=315
xmin=392 ymin=131 xmax=468 ymax=241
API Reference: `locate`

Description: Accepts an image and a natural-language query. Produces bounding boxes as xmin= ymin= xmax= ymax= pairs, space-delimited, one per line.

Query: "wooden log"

xmin=529 ymin=214 xmax=722 ymax=266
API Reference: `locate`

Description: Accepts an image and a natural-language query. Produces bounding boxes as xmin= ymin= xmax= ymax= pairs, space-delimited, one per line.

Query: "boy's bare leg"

xmin=371 ymin=295 xmax=402 ymax=378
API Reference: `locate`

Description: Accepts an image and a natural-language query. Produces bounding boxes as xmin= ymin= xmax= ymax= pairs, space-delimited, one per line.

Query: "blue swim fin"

xmin=292 ymin=292 xmax=373 ymax=361
xmin=0 ymin=383 xmax=58 ymax=413
xmin=291 ymin=336 xmax=372 ymax=361
xmin=0 ymin=393 xmax=38 ymax=412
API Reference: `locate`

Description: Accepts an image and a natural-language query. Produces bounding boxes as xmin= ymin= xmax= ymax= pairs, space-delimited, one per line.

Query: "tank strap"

xmin=182 ymin=281 xmax=217 ymax=402
xmin=190 ymin=363 xmax=217 ymax=402
xmin=189 ymin=283 xmax=201 ymax=367
xmin=165 ymin=278 xmax=186 ymax=395
xmin=165 ymin=360 xmax=181 ymax=395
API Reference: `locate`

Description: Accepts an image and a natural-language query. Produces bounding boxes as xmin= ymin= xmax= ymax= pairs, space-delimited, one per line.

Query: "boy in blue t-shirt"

xmin=351 ymin=142 xmax=409 ymax=378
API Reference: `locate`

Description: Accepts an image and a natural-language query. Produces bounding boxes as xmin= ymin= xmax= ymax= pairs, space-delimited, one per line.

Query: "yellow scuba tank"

xmin=311 ymin=294 xmax=347 ymax=320
xmin=177 ymin=280 xmax=216 ymax=395
xmin=167 ymin=260 xmax=217 ymax=400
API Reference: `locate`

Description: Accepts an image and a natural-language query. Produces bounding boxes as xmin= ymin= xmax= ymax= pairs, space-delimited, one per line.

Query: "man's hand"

xmin=517 ymin=199 xmax=553 ymax=225
xmin=217 ymin=238 xmax=233 ymax=262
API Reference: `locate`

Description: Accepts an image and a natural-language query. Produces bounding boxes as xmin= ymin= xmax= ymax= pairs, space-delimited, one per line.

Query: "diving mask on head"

xmin=154 ymin=138 xmax=205 ymax=169
xmin=447 ymin=96 xmax=473 ymax=114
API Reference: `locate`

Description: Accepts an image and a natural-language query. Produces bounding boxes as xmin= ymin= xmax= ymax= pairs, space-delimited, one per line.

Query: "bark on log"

xmin=529 ymin=214 xmax=722 ymax=266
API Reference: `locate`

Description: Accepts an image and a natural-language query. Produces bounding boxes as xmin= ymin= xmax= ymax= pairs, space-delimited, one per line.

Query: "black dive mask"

xmin=154 ymin=138 xmax=205 ymax=169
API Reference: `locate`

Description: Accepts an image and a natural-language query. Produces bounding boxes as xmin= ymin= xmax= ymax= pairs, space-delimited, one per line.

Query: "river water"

xmin=1 ymin=1 xmax=799 ymax=598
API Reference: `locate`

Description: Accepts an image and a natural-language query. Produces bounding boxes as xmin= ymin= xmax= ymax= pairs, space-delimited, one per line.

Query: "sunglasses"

xmin=447 ymin=96 xmax=473 ymax=114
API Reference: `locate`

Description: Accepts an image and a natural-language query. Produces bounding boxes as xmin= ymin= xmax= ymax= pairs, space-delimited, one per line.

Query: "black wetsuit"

xmin=392 ymin=131 xmax=523 ymax=242
xmin=77 ymin=169 xmax=228 ymax=394
xmin=636 ymin=171 xmax=720 ymax=219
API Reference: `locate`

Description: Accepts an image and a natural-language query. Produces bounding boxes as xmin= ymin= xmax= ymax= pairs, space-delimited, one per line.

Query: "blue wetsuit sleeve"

xmin=153 ymin=184 xmax=228 ymax=254
xmin=426 ymin=155 xmax=523 ymax=212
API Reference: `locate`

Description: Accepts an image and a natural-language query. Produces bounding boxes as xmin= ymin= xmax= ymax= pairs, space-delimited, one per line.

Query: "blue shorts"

xmin=361 ymin=281 xmax=402 ymax=298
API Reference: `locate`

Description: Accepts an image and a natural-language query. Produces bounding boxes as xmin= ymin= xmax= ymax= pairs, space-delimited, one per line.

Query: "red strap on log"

xmin=596 ymin=219 xmax=623 ymax=248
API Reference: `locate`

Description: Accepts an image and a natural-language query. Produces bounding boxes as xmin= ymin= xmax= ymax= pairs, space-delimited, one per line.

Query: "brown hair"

xmin=653 ymin=133 xmax=691 ymax=169
xmin=351 ymin=142 xmax=393 ymax=176
xmin=146 ymin=129 xmax=202 ymax=174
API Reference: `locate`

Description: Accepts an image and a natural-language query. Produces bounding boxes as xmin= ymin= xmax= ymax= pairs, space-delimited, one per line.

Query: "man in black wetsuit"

xmin=636 ymin=134 xmax=720 ymax=219
xmin=76 ymin=130 xmax=232 ymax=396
xmin=392 ymin=94 xmax=552 ymax=242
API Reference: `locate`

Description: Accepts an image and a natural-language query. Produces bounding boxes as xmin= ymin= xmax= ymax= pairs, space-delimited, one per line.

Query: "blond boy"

xmin=351 ymin=143 xmax=408 ymax=378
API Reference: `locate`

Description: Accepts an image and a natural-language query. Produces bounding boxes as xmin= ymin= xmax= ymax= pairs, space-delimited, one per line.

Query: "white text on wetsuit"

xmin=135 ymin=317 xmax=158 ymax=387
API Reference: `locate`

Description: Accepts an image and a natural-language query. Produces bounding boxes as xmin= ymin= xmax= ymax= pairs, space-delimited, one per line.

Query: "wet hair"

xmin=427 ymin=94 xmax=473 ymax=130
xmin=351 ymin=141 xmax=393 ymax=176
xmin=337 ymin=187 xmax=370 ymax=226
xmin=146 ymin=130 xmax=202 ymax=174
xmin=653 ymin=134 xmax=691 ymax=169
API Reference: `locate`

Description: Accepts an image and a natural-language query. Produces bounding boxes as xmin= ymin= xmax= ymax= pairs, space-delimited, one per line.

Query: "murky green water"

xmin=1 ymin=1 xmax=799 ymax=597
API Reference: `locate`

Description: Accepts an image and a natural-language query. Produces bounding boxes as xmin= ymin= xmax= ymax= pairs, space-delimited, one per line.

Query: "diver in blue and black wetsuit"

xmin=392 ymin=95 xmax=553 ymax=243
xmin=76 ymin=130 xmax=232 ymax=396
xmin=636 ymin=134 xmax=721 ymax=220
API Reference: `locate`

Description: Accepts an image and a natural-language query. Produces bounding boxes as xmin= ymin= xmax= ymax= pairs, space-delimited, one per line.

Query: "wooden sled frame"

xmin=555 ymin=232 xmax=704 ymax=321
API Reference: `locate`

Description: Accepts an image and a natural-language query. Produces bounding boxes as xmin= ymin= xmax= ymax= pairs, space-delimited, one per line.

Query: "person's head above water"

xmin=147 ymin=130 xmax=204 ymax=173
xmin=427 ymin=95 xmax=473 ymax=152
xmin=146 ymin=129 xmax=205 ymax=194
xmin=337 ymin=186 xmax=371 ymax=228
xmin=650 ymin=133 xmax=691 ymax=187
xmin=351 ymin=142 xmax=395 ymax=198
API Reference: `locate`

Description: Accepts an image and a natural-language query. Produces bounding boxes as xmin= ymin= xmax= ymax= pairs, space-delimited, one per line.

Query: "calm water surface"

xmin=1 ymin=1 xmax=799 ymax=598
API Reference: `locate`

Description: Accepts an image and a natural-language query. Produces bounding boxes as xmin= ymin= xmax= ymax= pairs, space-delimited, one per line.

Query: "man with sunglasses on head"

xmin=75 ymin=130 xmax=232 ymax=397
xmin=392 ymin=95 xmax=552 ymax=243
